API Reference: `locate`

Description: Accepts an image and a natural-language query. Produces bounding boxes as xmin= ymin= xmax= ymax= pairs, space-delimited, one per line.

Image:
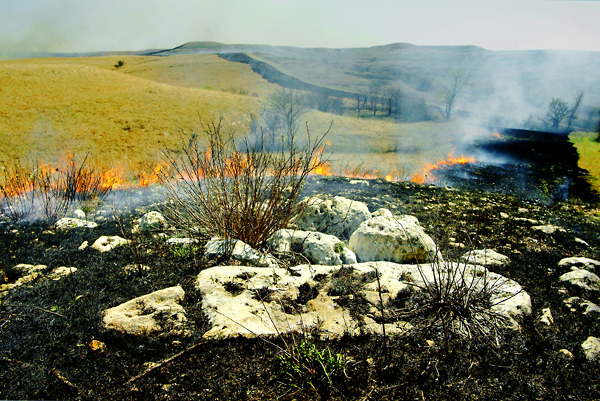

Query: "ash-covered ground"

xmin=1 ymin=176 xmax=600 ymax=400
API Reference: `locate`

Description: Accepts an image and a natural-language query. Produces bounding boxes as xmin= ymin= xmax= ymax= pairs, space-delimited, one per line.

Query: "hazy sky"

xmin=1 ymin=0 xmax=599 ymax=53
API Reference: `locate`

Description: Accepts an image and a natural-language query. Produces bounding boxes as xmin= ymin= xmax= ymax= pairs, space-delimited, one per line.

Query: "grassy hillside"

xmin=1 ymin=55 xmax=472 ymax=183
xmin=0 ymin=59 xmax=260 ymax=176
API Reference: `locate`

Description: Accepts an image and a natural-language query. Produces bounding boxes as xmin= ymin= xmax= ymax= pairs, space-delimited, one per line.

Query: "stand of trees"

xmin=541 ymin=90 xmax=585 ymax=132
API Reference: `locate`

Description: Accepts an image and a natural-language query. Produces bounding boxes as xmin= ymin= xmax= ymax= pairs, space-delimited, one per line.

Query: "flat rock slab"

xmin=195 ymin=261 xmax=530 ymax=340
xmin=103 ymin=286 xmax=187 ymax=335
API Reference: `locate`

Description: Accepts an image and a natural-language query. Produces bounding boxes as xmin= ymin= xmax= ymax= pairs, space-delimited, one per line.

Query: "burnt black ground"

xmin=1 ymin=177 xmax=600 ymax=400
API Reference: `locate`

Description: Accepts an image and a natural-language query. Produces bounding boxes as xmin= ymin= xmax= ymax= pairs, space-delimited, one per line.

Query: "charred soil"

xmin=1 ymin=178 xmax=600 ymax=400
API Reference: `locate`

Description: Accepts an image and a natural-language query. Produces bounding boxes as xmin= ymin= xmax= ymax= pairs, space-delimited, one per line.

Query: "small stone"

xmin=72 ymin=209 xmax=86 ymax=219
xmin=140 ymin=211 xmax=167 ymax=232
xmin=582 ymin=337 xmax=600 ymax=362
xmin=532 ymin=225 xmax=566 ymax=235
xmin=48 ymin=266 xmax=77 ymax=280
xmin=575 ymin=238 xmax=590 ymax=248
xmin=78 ymin=241 xmax=88 ymax=251
xmin=55 ymin=218 xmax=98 ymax=230
xmin=500 ymin=212 xmax=509 ymax=219
xmin=539 ymin=308 xmax=554 ymax=326
xmin=103 ymin=286 xmax=187 ymax=335
xmin=461 ymin=249 xmax=510 ymax=267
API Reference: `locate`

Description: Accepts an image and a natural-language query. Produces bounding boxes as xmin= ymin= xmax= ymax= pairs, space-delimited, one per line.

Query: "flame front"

xmin=410 ymin=150 xmax=476 ymax=184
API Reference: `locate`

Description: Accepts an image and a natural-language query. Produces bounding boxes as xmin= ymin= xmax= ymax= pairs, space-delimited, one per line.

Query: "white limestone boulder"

xmin=559 ymin=257 xmax=600 ymax=272
xmin=91 ymin=236 xmax=130 ymax=252
xmin=582 ymin=337 xmax=600 ymax=362
xmin=293 ymin=196 xmax=371 ymax=239
xmin=559 ymin=270 xmax=600 ymax=292
xmin=349 ymin=211 xmax=438 ymax=264
xmin=268 ymin=229 xmax=356 ymax=265
xmin=140 ymin=211 xmax=168 ymax=232
xmin=103 ymin=286 xmax=187 ymax=335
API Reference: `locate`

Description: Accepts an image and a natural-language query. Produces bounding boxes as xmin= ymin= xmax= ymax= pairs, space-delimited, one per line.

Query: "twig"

xmin=126 ymin=342 xmax=204 ymax=385
xmin=51 ymin=368 xmax=79 ymax=393
xmin=3 ymin=303 xmax=66 ymax=318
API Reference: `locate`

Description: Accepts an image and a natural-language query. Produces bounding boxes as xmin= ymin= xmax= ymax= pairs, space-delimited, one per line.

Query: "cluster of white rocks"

xmin=98 ymin=196 xmax=532 ymax=344
xmin=6 ymin=196 xmax=600 ymax=361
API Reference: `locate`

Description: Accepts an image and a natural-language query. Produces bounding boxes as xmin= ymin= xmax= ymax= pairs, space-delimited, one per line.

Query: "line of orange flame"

xmin=410 ymin=151 xmax=476 ymax=184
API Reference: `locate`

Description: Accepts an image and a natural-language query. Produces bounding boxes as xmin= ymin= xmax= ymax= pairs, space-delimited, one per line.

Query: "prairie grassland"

xmin=0 ymin=61 xmax=260 ymax=177
xmin=304 ymin=112 xmax=482 ymax=179
xmin=3 ymin=54 xmax=275 ymax=96
xmin=570 ymin=131 xmax=600 ymax=192
xmin=0 ymin=56 xmax=481 ymax=185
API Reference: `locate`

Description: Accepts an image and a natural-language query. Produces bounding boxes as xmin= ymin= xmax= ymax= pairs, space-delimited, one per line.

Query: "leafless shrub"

xmin=160 ymin=117 xmax=330 ymax=249
xmin=406 ymin=253 xmax=514 ymax=346
xmin=0 ymin=154 xmax=112 ymax=223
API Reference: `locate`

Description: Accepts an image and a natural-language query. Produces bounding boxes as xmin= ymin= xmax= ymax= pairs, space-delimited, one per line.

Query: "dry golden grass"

xmin=303 ymin=111 xmax=480 ymax=179
xmin=2 ymin=54 xmax=275 ymax=96
xmin=0 ymin=55 xmax=483 ymax=185
xmin=0 ymin=60 xmax=260 ymax=177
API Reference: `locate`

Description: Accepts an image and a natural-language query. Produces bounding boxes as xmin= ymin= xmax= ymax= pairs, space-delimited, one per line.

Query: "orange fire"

xmin=410 ymin=151 xmax=476 ymax=184
xmin=492 ymin=132 xmax=504 ymax=139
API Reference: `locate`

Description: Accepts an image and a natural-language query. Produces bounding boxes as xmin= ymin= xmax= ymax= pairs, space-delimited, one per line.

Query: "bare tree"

xmin=383 ymin=88 xmax=403 ymax=117
xmin=566 ymin=89 xmax=584 ymax=131
xmin=265 ymin=88 xmax=309 ymax=143
xmin=543 ymin=97 xmax=570 ymax=132
xmin=367 ymin=85 xmax=381 ymax=116
xmin=437 ymin=69 xmax=471 ymax=121
xmin=355 ymin=90 xmax=368 ymax=118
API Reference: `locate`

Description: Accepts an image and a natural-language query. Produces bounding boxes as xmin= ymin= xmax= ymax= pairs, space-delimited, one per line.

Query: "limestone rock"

xmin=582 ymin=336 xmax=600 ymax=362
xmin=293 ymin=196 xmax=371 ymax=239
xmin=349 ymin=213 xmax=438 ymax=264
xmin=563 ymin=297 xmax=600 ymax=316
xmin=72 ymin=209 xmax=86 ymax=219
xmin=91 ymin=236 xmax=130 ymax=252
xmin=268 ymin=229 xmax=356 ymax=265
xmin=539 ymin=308 xmax=554 ymax=325
xmin=559 ymin=270 xmax=600 ymax=292
xmin=1 ymin=264 xmax=75 ymax=297
xmin=559 ymin=257 xmax=600 ymax=272
xmin=461 ymin=249 xmax=510 ymax=267
xmin=204 ymin=238 xmax=277 ymax=268
xmin=55 ymin=217 xmax=98 ymax=230
xmin=195 ymin=261 xmax=530 ymax=340
xmin=103 ymin=286 xmax=187 ymax=335
xmin=47 ymin=266 xmax=77 ymax=280
xmin=140 ymin=211 xmax=167 ymax=232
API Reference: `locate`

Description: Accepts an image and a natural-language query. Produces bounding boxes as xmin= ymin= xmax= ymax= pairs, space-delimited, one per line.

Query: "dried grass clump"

xmin=161 ymin=118 xmax=330 ymax=249
xmin=0 ymin=154 xmax=111 ymax=223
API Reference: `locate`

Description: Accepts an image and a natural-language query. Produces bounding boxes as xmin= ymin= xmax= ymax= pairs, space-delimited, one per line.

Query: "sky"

xmin=0 ymin=0 xmax=599 ymax=53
